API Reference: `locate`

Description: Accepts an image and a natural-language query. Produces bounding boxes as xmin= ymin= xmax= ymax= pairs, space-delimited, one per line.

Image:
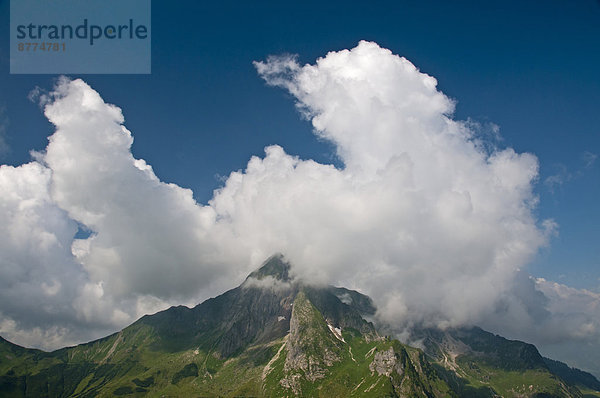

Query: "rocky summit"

xmin=1 ymin=255 xmax=599 ymax=397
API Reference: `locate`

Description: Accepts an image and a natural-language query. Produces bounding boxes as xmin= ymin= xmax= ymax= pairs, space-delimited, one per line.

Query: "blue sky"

xmin=2 ymin=0 xmax=598 ymax=289
xmin=1 ymin=0 xmax=600 ymax=375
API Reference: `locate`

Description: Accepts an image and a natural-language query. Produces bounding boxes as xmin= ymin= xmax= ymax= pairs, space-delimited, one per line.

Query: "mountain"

xmin=411 ymin=326 xmax=591 ymax=397
xmin=0 ymin=254 xmax=599 ymax=397
xmin=543 ymin=357 xmax=600 ymax=396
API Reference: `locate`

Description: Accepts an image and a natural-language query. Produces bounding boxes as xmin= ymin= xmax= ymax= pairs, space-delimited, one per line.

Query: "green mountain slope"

xmin=0 ymin=255 xmax=449 ymax=397
xmin=0 ymin=254 xmax=597 ymax=397
xmin=543 ymin=357 xmax=600 ymax=397
xmin=262 ymin=291 xmax=454 ymax=397
xmin=414 ymin=326 xmax=586 ymax=397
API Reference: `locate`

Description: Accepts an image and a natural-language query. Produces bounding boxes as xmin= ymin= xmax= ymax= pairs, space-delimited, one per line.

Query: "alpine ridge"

xmin=0 ymin=255 xmax=599 ymax=397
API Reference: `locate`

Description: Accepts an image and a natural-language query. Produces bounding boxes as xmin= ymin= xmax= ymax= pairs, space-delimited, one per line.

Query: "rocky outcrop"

xmin=280 ymin=291 xmax=343 ymax=394
xmin=369 ymin=346 xmax=404 ymax=377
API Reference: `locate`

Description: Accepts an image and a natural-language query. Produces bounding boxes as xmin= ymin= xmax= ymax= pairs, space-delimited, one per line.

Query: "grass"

xmin=1 ymin=291 xmax=587 ymax=398
xmin=580 ymin=388 xmax=600 ymax=398
xmin=442 ymin=354 xmax=577 ymax=397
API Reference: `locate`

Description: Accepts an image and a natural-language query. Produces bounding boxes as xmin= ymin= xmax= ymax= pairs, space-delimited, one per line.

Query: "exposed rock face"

xmin=369 ymin=346 xmax=404 ymax=377
xmin=415 ymin=326 xmax=547 ymax=371
xmin=1 ymin=254 xmax=589 ymax=397
xmin=303 ymin=285 xmax=378 ymax=337
xmin=215 ymin=284 xmax=294 ymax=357
xmin=281 ymin=291 xmax=343 ymax=394
xmin=412 ymin=326 xmax=583 ymax=397
xmin=246 ymin=253 xmax=292 ymax=282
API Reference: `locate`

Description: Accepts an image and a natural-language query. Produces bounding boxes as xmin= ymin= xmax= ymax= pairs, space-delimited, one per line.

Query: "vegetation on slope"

xmin=1 ymin=255 xmax=598 ymax=397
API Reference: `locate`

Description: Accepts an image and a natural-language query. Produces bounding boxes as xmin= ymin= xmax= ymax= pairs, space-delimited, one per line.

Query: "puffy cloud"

xmin=470 ymin=272 xmax=600 ymax=348
xmin=534 ymin=279 xmax=600 ymax=341
xmin=41 ymin=78 xmax=226 ymax=301
xmin=255 ymin=43 xmax=456 ymax=179
xmin=243 ymin=41 xmax=548 ymax=331
xmin=0 ymin=41 xmax=598 ymax=376
xmin=0 ymin=161 xmax=87 ymax=344
xmin=0 ymin=78 xmax=250 ymax=348
xmin=531 ymin=279 xmax=600 ymax=376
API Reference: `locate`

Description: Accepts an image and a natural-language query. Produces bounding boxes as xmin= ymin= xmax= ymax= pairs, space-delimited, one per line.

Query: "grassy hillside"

xmin=262 ymin=291 xmax=453 ymax=397
xmin=417 ymin=327 xmax=583 ymax=398
xmin=544 ymin=357 xmax=600 ymax=394
xmin=0 ymin=289 xmax=452 ymax=397
xmin=0 ymin=255 xmax=596 ymax=397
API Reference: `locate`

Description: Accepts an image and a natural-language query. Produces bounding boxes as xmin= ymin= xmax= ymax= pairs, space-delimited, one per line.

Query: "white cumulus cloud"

xmin=0 ymin=41 xmax=598 ymax=377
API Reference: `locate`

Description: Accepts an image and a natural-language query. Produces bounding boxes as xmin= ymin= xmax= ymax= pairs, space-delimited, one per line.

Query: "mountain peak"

xmin=2 ymin=254 xmax=596 ymax=397
xmin=247 ymin=253 xmax=291 ymax=281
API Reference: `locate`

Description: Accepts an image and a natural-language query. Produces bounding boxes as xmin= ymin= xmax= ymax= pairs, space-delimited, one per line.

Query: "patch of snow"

xmin=278 ymin=316 xmax=286 ymax=322
xmin=327 ymin=322 xmax=346 ymax=343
